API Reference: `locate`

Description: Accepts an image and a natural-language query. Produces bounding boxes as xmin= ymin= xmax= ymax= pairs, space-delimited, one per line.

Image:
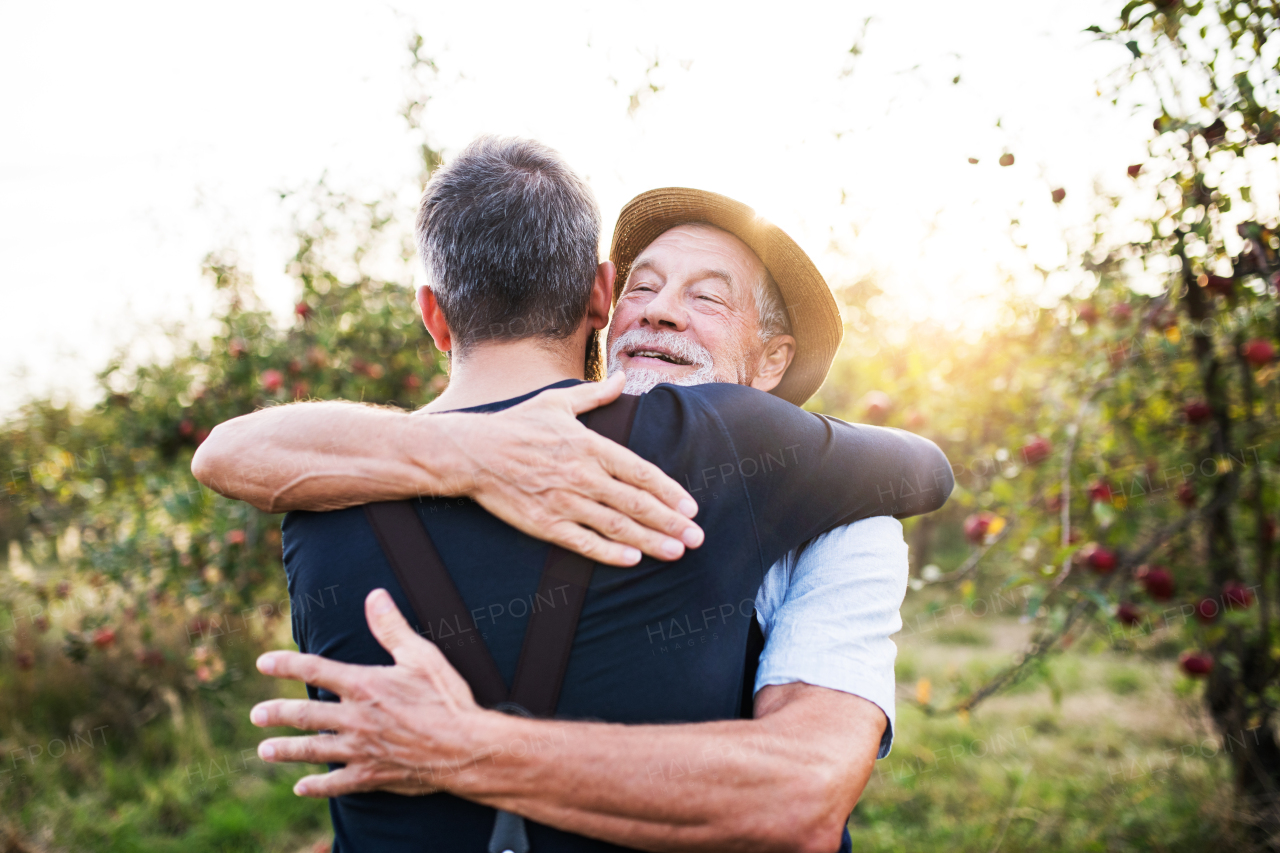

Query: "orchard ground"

xmin=0 ymin=564 xmax=1239 ymax=852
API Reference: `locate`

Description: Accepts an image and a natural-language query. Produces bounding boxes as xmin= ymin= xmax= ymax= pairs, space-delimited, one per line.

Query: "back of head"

xmin=415 ymin=136 xmax=602 ymax=354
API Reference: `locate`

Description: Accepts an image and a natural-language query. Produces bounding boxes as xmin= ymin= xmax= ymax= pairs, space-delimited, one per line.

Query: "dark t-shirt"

xmin=283 ymin=380 xmax=953 ymax=852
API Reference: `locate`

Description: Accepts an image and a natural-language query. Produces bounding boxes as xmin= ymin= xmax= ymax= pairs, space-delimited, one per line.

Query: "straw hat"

xmin=609 ymin=188 xmax=842 ymax=406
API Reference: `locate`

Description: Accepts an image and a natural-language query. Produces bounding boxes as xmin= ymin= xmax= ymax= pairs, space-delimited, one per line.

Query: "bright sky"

xmin=0 ymin=0 xmax=1157 ymax=414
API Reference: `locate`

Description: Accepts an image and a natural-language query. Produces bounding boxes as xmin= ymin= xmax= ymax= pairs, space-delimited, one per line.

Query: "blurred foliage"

xmin=4 ymin=1 xmax=1280 ymax=848
xmin=813 ymin=0 xmax=1280 ymax=838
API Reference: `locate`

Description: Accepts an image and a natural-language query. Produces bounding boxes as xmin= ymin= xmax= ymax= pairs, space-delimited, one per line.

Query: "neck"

xmin=423 ymin=335 xmax=586 ymax=412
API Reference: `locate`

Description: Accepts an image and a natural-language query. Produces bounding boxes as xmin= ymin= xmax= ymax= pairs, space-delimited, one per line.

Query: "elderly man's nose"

xmin=642 ymin=289 xmax=686 ymax=330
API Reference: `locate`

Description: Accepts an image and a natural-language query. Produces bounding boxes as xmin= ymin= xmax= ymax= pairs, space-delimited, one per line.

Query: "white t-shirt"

xmin=753 ymin=516 xmax=908 ymax=758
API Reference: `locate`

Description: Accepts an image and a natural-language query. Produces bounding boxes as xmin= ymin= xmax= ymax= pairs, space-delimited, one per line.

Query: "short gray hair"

xmin=754 ymin=267 xmax=792 ymax=343
xmin=415 ymin=136 xmax=601 ymax=352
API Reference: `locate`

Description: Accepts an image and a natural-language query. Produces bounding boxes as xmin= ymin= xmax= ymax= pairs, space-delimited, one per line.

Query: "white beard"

xmin=607 ymin=329 xmax=720 ymax=394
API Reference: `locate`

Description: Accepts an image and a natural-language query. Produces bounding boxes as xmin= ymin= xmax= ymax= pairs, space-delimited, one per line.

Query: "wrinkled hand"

xmin=251 ymin=589 xmax=489 ymax=798
xmin=446 ymin=371 xmax=703 ymax=567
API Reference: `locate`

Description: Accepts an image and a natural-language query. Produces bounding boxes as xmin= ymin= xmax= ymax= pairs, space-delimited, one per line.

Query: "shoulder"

xmin=635 ymin=383 xmax=823 ymax=439
xmin=803 ymin=517 xmax=905 ymax=551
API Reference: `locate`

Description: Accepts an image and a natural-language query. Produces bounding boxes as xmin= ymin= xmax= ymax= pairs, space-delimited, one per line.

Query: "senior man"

xmin=194 ymin=138 xmax=950 ymax=852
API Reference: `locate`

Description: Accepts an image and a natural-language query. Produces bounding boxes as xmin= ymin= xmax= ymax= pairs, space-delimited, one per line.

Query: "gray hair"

xmin=414 ymin=136 xmax=601 ymax=353
xmin=754 ymin=267 xmax=792 ymax=343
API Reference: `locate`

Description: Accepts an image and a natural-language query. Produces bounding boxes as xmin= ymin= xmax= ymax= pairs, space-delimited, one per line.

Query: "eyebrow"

xmin=627 ymin=260 xmax=737 ymax=290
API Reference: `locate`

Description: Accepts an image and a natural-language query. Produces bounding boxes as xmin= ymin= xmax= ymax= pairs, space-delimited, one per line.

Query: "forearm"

xmin=444 ymin=687 xmax=880 ymax=853
xmin=191 ymin=402 xmax=470 ymax=513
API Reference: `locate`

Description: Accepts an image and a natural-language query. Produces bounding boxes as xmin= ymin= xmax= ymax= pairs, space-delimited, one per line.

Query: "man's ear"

xmin=587 ymin=261 xmax=615 ymax=332
xmin=417 ymin=287 xmax=453 ymax=353
xmin=749 ymin=334 xmax=796 ymax=394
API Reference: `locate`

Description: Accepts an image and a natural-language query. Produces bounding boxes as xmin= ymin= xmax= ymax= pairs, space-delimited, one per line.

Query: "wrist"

xmin=407 ymin=411 xmax=481 ymax=498
xmin=442 ymin=708 xmax=533 ymax=798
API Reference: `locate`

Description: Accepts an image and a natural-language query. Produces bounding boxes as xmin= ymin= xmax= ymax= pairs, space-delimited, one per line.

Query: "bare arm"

xmin=252 ymin=589 xmax=884 ymax=853
xmin=191 ymin=373 xmax=703 ymax=566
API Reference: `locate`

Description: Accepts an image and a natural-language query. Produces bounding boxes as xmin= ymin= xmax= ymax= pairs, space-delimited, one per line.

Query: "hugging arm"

xmin=253 ymin=590 xmax=883 ymax=853
xmin=656 ymin=384 xmax=954 ymax=559
xmin=190 ymin=373 xmax=701 ymax=566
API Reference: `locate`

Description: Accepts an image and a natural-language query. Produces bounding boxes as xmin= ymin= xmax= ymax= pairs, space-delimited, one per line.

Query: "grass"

xmin=0 ymin=585 xmax=1251 ymax=852
xmin=0 ymin=589 xmax=330 ymax=853
xmin=3 ymin=686 xmax=330 ymax=853
xmin=850 ymin=606 xmax=1242 ymax=852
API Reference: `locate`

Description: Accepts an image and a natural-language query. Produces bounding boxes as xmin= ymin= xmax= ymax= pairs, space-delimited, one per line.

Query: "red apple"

xmin=1080 ymin=542 xmax=1117 ymax=573
xmin=963 ymin=512 xmax=994 ymax=544
xmin=1176 ymin=482 xmax=1197 ymax=507
xmin=287 ymin=359 xmax=303 ymax=375
xmin=1127 ymin=164 xmax=1143 ymax=178
xmin=1044 ymin=491 xmax=1063 ymax=513
xmin=1110 ymin=303 xmax=1133 ymax=323
xmin=967 ymin=157 xmax=979 ymax=164
xmin=1087 ymin=480 xmax=1114 ymax=504
xmin=135 ymin=648 xmax=165 ymax=668
xmin=92 ymin=627 xmax=116 ymax=649
xmin=366 ymin=363 xmax=385 ymax=380
xmin=1179 ymin=650 xmax=1214 ymax=677
xmin=999 ymin=152 xmax=1015 ymax=167
xmin=1051 ymin=188 xmax=1066 ymax=203
xmin=291 ymin=381 xmax=310 ymax=399
xmin=178 ymin=418 xmax=195 ymax=438
xmin=225 ymin=529 xmax=246 ymax=547
xmin=1077 ymin=303 xmax=1100 ymax=325
xmin=306 ymin=346 xmax=328 ymax=368
xmin=33 ymin=615 xmax=49 ymax=633
xmin=295 ymin=301 xmax=311 ymax=320
xmin=1136 ymin=564 xmax=1175 ymax=601
xmin=228 ymin=338 xmax=248 ymax=359
xmin=403 ymin=374 xmax=423 ymax=391
xmin=1243 ymin=339 xmax=1275 ymax=367
xmin=860 ymin=391 xmax=893 ymax=424
xmin=1021 ymin=436 xmax=1052 ymax=466
xmin=15 ymin=651 xmax=34 ymax=671
xmin=1116 ymin=602 xmax=1143 ymax=626
xmin=1224 ymin=580 xmax=1255 ymax=609
xmin=904 ymin=409 xmax=927 ymax=430
xmin=260 ymin=369 xmax=284 ymax=394
xmin=1183 ymin=401 xmax=1212 ymax=424
xmin=1195 ymin=597 xmax=1219 ymax=623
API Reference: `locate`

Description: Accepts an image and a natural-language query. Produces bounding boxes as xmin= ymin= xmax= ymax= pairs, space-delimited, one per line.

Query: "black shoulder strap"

xmin=364 ymin=500 xmax=509 ymax=707
xmin=364 ymin=393 xmax=641 ymax=716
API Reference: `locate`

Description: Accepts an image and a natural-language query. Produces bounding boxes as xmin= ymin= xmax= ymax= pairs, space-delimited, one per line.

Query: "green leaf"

xmin=1125 ymin=40 xmax=1142 ymax=59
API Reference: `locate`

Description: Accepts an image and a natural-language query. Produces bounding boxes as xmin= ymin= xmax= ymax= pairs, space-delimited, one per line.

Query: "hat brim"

xmin=608 ymin=188 xmax=842 ymax=406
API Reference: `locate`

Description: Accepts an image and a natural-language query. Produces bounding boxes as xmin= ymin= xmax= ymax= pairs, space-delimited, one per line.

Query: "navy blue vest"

xmin=284 ymin=381 xmax=951 ymax=852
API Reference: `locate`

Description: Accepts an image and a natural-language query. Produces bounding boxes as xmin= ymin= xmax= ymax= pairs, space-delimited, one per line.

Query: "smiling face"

xmin=606 ymin=223 xmax=794 ymax=394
